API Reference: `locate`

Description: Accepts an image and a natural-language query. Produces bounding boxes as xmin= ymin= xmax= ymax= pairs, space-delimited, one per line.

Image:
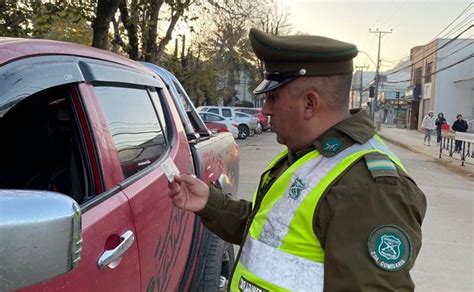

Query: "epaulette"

xmin=364 ymin=152 xmax=399 ymax=180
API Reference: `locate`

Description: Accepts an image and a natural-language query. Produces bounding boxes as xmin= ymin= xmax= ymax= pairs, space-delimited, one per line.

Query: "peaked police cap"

xmin=249 ymin=28 xmax=359 ymax=94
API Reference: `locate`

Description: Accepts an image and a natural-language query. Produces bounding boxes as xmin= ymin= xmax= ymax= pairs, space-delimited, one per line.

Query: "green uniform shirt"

xmin=197 ymin=109 xmax=427 ymax=291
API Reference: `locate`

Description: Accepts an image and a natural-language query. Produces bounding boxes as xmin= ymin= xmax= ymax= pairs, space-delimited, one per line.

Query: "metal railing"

xmin=440 ymin=131 xmax=474 ymax=166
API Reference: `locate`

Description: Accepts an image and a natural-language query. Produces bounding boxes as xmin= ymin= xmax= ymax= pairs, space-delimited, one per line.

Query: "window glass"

xmin=149 ymin=88 xmax=169 ymax=140
xmin=95 ymin=85 xmax=167 ymax=178
xmin=208 ymin=108 xmax=219 ymax=114
xmin=222 ymin=108 xmax=232 ymax=118
xmin=425 ymin=62 xmax=433 ymax=83
xmin=208 ymin=114 xmax=223 ymax=122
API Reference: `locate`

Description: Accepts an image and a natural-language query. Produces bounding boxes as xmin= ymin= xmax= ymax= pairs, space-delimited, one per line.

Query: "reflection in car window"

xmin=208 ymin=108 xmax=219 ymax=114
xmin=222 ymin=108 xmax=232 ymax=118
xmin=94 ymin=85 xmax=168 ymax=178
xmin=207 ymin=114 xmax=223 ymax=122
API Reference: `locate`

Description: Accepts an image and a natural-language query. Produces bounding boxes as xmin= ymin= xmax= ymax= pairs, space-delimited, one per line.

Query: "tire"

xmin=193 ymin=231 xmax=235 ymax=292
xmin=238 ymin=132 xmax=247 ymax=140
xmin=238 ymin=125 xmax=250 ymax=138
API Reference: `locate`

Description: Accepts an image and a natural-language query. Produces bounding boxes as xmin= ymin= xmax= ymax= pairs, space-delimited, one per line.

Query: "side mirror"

xmin=0 ymin=190 xmax=82 ymax=290
xmin=187 ymin=132 xmax=200 ymax=144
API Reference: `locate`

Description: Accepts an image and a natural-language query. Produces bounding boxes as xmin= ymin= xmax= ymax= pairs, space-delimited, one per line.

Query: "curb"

xmin=378 ymin=133 xmax=474 ymax=179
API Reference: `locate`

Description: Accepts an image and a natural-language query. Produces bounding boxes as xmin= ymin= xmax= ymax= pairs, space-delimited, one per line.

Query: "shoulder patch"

xmin=364 ymin=152 xmax=399 ymax=179
xmin=367 ymin=225 xmax=412 ymax=271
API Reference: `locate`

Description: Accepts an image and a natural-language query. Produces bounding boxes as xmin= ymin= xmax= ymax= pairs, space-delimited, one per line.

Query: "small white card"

xmin=162 ymin=157 xmax=180 ymax=182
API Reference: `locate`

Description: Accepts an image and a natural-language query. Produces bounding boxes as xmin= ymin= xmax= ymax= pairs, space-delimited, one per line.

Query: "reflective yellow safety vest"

xmin=230 ymin=136 xmax=405 ymax=292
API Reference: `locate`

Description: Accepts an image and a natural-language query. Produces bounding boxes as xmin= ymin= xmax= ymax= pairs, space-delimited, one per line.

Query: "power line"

xmin=391 ymin=3 xmax=473 ymax=65
xmin=384 ymin=53 xmax=473 ymax=83
xmin=440 ymin=40 xmax=473 ymax=59
xmin=386 ymin=24 xmax=472 ymax=76
xmin=439 ymin=13 xmax=473 ymax=40
xmin=432 ymin=2 xmax=472 ymax=39
xmin=441 ymin=37 xmax=473 ymax=56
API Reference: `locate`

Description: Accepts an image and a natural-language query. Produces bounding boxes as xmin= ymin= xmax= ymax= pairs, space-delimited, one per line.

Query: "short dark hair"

xmin=290 ymin=73 xmax=352 ymax=110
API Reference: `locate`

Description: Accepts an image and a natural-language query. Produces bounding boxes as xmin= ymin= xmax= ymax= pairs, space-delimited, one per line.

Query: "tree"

xmin=0 ymin=1 xmax=93 ymax=45
xmin=92 ymin=0 xmax=121 ymax=49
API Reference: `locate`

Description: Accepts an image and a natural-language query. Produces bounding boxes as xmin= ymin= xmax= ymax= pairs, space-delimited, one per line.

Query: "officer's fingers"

xmin=179 ymin=174 xmax=200 ymax=185
xmin=168 ymin=184 xmax=181 ymax=198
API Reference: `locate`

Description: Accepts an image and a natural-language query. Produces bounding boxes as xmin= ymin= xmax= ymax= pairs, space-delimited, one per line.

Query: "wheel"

xmin=194 ymin=231 xmax=235 ymax=292
xmin=238 ymin=132 xmax=247 ymax=140
xmin=238 ymin=125 xmax=250 ymax=138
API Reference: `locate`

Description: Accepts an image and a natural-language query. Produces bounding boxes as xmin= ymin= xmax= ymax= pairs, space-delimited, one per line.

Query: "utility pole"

xmin=355 ymin=64 xmax=369 ymax=108
xmin=369 ymin=28 xmax=392 ymax=122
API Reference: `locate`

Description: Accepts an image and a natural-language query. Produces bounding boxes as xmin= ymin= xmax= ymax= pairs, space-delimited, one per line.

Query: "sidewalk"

xmin=377 ymin=125 xmax=474 ymax=178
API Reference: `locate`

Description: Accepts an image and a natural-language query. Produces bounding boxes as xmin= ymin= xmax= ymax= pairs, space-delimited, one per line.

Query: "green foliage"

xmin=0 ymin=0 xmax=93 ymax=45
xmin=0 ymin=0 xmax=289 ymax=107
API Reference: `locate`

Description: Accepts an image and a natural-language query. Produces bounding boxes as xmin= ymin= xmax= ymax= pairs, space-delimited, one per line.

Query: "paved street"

xmin=236 ymin=132 xmax=473 ymax=291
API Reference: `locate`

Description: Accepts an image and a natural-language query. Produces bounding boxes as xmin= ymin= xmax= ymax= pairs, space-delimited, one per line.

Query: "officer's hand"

xmin=168 ymin=174 xmax=209 ymax=212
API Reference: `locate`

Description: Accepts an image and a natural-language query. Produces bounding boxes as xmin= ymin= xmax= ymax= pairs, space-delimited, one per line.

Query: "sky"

xmin=280 ymin=0 xmax=472 ymax=72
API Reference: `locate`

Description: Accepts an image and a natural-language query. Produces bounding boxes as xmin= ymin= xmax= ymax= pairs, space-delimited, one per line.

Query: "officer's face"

xmin=263 ymin=84 xmax=305 ymax=148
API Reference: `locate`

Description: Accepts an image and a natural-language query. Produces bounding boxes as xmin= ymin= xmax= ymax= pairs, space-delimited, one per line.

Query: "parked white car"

xmin=235 ymin=111 xmax=259 ymax=136
xmin=197 ymin=106 xmax=257 ymax=138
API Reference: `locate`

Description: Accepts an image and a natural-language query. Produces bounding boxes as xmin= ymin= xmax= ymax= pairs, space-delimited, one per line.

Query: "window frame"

xmin=92 ymin=82 xmax=171 ymax=180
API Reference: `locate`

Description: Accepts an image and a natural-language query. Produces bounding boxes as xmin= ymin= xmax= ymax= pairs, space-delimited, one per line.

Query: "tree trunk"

xmin=92 ymin=0 xmax=121 ymax=50
xmin=144 ymin=0 xmax=165 ymax=63
xmin=156 ymin=0 xmax=192 ymax=57
xmin=119 ymin=0 xmax=140 ymax=60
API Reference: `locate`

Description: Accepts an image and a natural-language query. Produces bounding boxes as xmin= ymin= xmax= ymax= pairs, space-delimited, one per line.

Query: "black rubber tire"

xmin=238 ymin=125 xmax=250 ymax=138
xmin=193 ymin=231 xmax=235 ymax=292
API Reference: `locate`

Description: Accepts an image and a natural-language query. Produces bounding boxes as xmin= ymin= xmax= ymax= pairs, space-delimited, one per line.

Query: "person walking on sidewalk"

xmin=435 ymin=112 xmax=446 ymax=145
xmin=421 ymin=111 xmax=436 ymax=146
xmin=168 ymin=28 xmax=427 ymax=291
xmin=452 ymin=113 xmax=468 ymax=152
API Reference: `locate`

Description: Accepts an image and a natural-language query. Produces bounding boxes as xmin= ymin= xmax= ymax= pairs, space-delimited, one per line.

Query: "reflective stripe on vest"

xmin=231 ymin=136 xmax=404 ymax=292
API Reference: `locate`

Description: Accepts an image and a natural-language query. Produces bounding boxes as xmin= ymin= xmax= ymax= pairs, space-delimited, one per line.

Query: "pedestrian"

xmin=421 ymin=111 xmax=436 ymax=145
xmin=168 ymin=28 xmax=427 ymax=291
xmin=435 ymin=112 xmax=446 ymax=144
xmin=452 ymin=113 xmax=468 ymax=152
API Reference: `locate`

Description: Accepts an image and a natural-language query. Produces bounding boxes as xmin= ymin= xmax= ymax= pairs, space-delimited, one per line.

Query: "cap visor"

xmin=253 ymin=78 xmax=294 ymax=95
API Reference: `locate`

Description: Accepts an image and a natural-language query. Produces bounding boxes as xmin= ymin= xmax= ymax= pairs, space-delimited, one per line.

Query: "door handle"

xmin=98 ymin=230 xmax=135 ymax=269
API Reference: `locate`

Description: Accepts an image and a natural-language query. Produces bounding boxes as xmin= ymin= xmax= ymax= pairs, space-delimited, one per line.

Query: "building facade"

xmin=407 ymin=38 xmax=473 ymax=130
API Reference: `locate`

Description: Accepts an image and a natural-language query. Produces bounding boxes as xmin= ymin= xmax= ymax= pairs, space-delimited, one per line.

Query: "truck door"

xmin=5 ymin=80 xmax=141 ymax=291
xmin=90 ymin=82 xmax=196 ymax=291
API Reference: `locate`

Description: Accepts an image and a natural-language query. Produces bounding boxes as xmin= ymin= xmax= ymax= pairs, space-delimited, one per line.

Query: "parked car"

xmin=197 ymin=106 xmax=256 ymax=138
xmin=235 ymin=111 xmax=260 ymax=136
xmin=0 ymin=38 xmax=239 ymax=291
xmin=234 ymin=107 xmax=270 ymax=131
xmin=198 ymin=112 xmax=239 ymax=138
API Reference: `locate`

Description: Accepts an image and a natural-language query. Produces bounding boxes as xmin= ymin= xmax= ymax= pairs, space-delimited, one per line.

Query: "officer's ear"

xmin=302 ymin=90 xmax=321 ymax=119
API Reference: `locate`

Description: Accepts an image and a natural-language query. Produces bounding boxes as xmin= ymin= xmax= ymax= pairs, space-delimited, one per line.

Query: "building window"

xmin=425 ymin=62 xmax=433 ymax=83
xmin=414 ymin=67 xmax=422 ymax=85
xmin=94 ymin=85 xmax=168 ymax=179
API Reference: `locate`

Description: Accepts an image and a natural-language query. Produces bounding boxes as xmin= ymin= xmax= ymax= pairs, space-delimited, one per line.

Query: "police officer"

xmin=169 ymin=28 xmax=427 ymax=291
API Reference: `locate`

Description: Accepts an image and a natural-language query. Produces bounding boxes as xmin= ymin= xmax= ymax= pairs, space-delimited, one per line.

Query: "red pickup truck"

xmin=0 ymin=38 xmax=239 ymax=291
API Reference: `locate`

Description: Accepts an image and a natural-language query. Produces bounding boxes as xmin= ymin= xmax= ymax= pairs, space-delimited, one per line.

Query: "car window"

xmin=208 ymin=114 xmax=223 ymax=122
xmin=222 ymin=108 xmax=232 ymax=118
xmin=94 ymin=85 xmax=168 ymax=179
xmin=208 ymin=108 xmax=219 ymax=114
